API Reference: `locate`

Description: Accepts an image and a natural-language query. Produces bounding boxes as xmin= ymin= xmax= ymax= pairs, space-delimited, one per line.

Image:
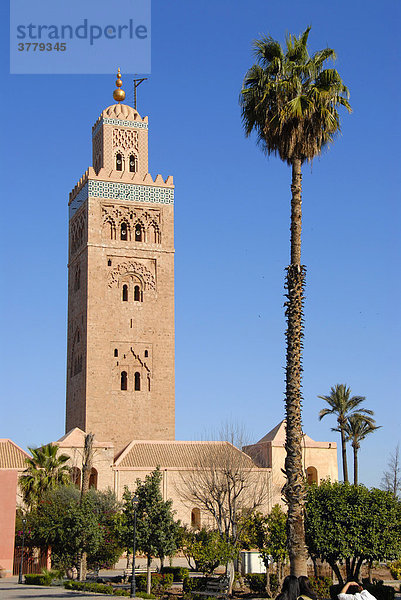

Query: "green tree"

xmin=343 ymin=414 xmax=380 ymax=485
xmin=19 ymin=443 xmax=71 ymax=508
xmin=179 ymin=527 xmax=237 ymax=575
xmin=305 ymin=480 xmax=401 ymax=584
xmin=241 ymin=27 xmax=351 ymax=576
xmin=123 ymin=468 xmax=179 ymax=594
xmin=318 ymin=384 xmax=374 ymax=483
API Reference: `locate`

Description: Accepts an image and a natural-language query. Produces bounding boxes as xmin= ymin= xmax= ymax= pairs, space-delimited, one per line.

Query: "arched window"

xmin=89 ymin=468 xmax=98 ymax=490
xmin=121 ymin=371 xmax=128 ymax=390
xmin=122 ymin=284 xmax=128 ymax=302
xmin=121 ymin=222 xmax=128 ymax=241
xmin=306 ymin=466 xmax=318 ymax=485
xmin=74 ymin=266 xmax=81 ymax=291
xmin=144 ymin=350 xmax=148 ymax=357
xmin=129 ymin=154 xmax=137 ymax=173
xmin=135 ymin=224 xmax=142 ymax=242
xmin=134 ymin=285 xmax=141 ymax=302
xmin=108 ymin=259 xmax=112 ymax=266
xmin=134 ymin=371 xmax=141 ymax=391
xmin=116 ymin=153 xmax=123 ymax=171
xmin=71 ymin=467 xmax=81 ymax=488
xmin=114 ymin=348 xmax=118 ymax=357
xmin=191 ymin=508 xmax=201 ymax=529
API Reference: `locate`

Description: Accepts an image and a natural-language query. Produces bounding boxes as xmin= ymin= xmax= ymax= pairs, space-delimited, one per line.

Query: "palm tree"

xmin=20 ymin=443 xmax=71 ymax=508
xmin=241 ymin=27 xmax=351 ymax=576
xmin=343 ymin=414 xmax=380 ymax=485
xmin=318 ymin=384 xmax=374 ymax=483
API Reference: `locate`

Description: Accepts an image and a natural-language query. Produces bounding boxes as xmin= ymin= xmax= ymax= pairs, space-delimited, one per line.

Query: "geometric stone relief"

xmin=113 ymin=128 xmax=139 ymax=152
xmin=108 ymin=260 xmax=156 ymax=291
xmin=70 ymin=209 xmax=87 ymax=256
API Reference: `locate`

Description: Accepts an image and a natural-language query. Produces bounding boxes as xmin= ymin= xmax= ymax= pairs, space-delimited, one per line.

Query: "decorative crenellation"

xmin=108 ymin=260 xmax=156 ymax=291
xmin=113 ymin=128 xmax=139 ymax=152
xmin=69 ymin=179 xmax=174 ymax=218
xmin=70 ymin=209 xmax=87 ymax=256
xmin=92 ymin=117 xmax=148 ymax=138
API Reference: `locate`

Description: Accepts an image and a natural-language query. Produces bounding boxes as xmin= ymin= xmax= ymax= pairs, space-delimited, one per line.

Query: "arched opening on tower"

xmin=135 ymin=224 xmax=143 ymax=242
xmin=134 ymin=285 xmax=142 ymax=302
xmin=129 ymin=154 xmax=137 ymax=173
xmin=121 ymin=222 xmax=128 ymax=241
xmin=122 ymin=284 xmax=128 ymax=302
xmin=134 ymin=371 xmax=141 ymax=391
xmin=116 ymin=153 xmax=123 ymax=171
xmin=121 ymin=371 xmax=128 ymax=390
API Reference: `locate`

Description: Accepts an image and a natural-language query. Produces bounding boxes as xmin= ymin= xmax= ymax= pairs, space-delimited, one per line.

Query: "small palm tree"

xmin=241 ymin=27 xmax=351 ymax=576
xmin=318 ymin=384 xmax=374 ymax=483
xmin=343 ymin=414 xmax=381 ymax=485
xmin=20 ymin=443 xmax=71 ymax=508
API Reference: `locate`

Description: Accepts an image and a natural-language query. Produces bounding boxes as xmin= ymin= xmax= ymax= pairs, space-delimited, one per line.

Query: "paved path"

xmin=0 ymin=578 xmax=109 ymax=599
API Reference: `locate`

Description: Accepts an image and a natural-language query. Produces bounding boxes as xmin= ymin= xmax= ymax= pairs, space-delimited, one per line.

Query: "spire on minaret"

xmin=113 ymin=68 xmax=125 ymax=103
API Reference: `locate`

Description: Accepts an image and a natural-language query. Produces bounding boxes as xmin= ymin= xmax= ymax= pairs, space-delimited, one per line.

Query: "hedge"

xmin=64 ymin=581 xmax=156 ymax=597
xmin=161 ymin=566 xmax=190 ymax=581
xmin=24 ymin=573 xmax=53 ymax=586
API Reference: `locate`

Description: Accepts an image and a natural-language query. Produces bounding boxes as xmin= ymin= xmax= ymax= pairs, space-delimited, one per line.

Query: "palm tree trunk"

xmin=340 ymin=427 xmax=349 ymax=483
xmin=284 ymin=157 xmax=308 ymax=577
xmin=353 ymin=445 xmax=358 ymax=486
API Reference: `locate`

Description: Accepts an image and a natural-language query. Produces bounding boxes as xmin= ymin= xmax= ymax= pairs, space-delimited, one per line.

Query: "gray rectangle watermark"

xmin=10 ymin=0 xmax=151 ymax=74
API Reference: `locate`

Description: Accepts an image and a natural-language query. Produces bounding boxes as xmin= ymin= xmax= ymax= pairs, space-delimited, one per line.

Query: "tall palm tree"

xmin=20 ymin=443 xmax=71 ymax=508
xmin=343 ymin=414 xmax=380 ymax=485
xmin=318 ymin=384 xmax=374 ymax=483
xmin=241 ymin=28 xmax=351 ymax=576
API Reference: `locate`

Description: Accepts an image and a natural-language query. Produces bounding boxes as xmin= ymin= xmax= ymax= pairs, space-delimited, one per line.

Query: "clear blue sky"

xmin=1 ymin=0 xmax=400 ymax=488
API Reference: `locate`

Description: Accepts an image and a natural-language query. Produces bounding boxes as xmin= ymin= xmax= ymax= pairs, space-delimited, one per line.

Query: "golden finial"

xmin=113 ymin=68 xmax=126 ymax=103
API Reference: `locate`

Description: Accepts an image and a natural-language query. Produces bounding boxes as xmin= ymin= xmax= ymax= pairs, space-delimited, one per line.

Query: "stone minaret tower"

xmin=66 ymin=71 xmax=175 ymax=453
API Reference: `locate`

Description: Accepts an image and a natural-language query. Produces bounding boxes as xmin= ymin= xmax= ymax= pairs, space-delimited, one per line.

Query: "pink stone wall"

xmin=0 ymin=470 xmax=18 ymax=576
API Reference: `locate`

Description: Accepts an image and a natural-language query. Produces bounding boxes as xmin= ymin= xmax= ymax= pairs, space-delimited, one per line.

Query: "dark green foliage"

xmin=308 ymin=576 xmax=333 ymax=599
xmin=330 ymin=584 xmax=395 ymax=600
xmin=27 ymin=485 xmax=122 ymax=572
xmin=245 ymin=573 xmax=267 ymax=593
xmin=135 ymin=572 xmax=173 ymax=592
xmin=160 ymin=566 xmax=189 ymax=581
xmin=305 ymin=481 xmax=401 ymax=583
xmin=389 ymin=559 xmax=401 ymax=579
xmin=24 ymin=572 xmax=53 ymax=586
xmin=183 ymin=576 xmax=207 ymax=593
xmin=64 ymin=580 xmax=156 ymax=597
xmin=179 ymin=526 xmax=238 ymax=574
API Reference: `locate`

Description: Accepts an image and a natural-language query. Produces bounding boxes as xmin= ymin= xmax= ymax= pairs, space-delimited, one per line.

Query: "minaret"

xmin=66 ymin=71 xmax=175 ymax=453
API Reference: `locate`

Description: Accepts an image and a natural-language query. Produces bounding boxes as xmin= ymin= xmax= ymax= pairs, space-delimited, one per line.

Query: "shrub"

xmin=64 ymin=581 xmax=156 ymax=597
xmin=330 ymin=583 xmax=395 ymax=600
xmin=309 ymin=575 xmax=333 ymax=599
xmin=389 ymin=559 xmax=401 ymax=580
xmin=135 ymin=572 xmax=173 ymax=592
xmin=183 ymin=576 xmax=207 ymax=593
xmin=161 ymin=566 xmax=189 ymax=581
xmin=245 ymin=573 xmax=266 ymax=593
xmin=24 ymin=572 xmax=53 ymax=586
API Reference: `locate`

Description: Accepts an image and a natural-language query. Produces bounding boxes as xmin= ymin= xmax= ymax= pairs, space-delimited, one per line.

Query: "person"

xmin=338 ymin=581 xmax=376 ymax=600
xmin=276 ymin=575 xmax=300 ymax=600
xmin=298 ymin=576 xmax=317 ymax=600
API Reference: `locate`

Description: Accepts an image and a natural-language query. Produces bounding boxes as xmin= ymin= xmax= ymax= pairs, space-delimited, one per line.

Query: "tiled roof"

xmin=0 ymin=439 xmax=30 ymax=469
xmin=115 ymin=440 xmax=257 ymax=469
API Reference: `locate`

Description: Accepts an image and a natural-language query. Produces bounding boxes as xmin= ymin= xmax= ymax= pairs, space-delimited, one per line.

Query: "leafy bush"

xmin=330 ymin=583 xmax=395 ymax=600
xmin=135 ymin=572 xmax=173 ymax=592
xmin=25 ymin=572 xmax=53 ymax=586
xmin=245 ymin=573 xmax=266 ymax=593
xmin=161 ymin=566 xmax=189 ymax=581
xmin=308 ymin=575 xmax=333 ymax=599
xmin=64 ymin=581 xmax=156 ymax=597
xmin=389 ymin=559 xmax=401 ymax=580
xmin=183 ymin=576 xmax=207 ymax=593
